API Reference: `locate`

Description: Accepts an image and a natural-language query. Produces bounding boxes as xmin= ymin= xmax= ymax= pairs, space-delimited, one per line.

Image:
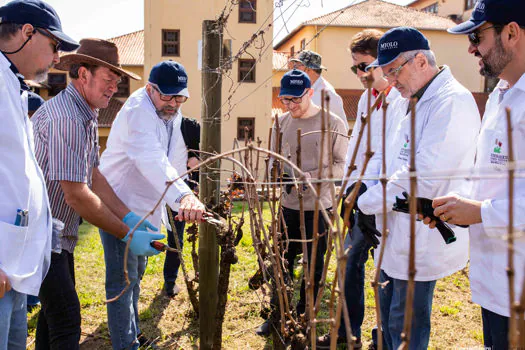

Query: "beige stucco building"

xmin=407 ymin=0 xmax=476 ymax=21
xmin=144 ymin=0 xmax=274 ymax=153
xmin=272 ymin=0 xmax=489 ymax=125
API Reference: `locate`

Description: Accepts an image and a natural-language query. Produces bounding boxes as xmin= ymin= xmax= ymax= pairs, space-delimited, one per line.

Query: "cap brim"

xmin=278 ymin=88 xmax=307 ymax=97
xmin=448 ymin=20 xmax=486 ymax=34
xmin=48 ymin=29 xmax=80 ymax=52
xmin=367 ymin=53 xmax=401 ymax=69
xmin=158 ymin=86 xmax=190 ymax=98
xmin=55 ymin=54 xmax=142 ymax=80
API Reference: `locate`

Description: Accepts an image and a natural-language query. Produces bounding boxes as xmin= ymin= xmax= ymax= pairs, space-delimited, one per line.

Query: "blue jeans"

xmin=99 ymin=230 xmax=146 ymax=350
xmin=481 ymin=308 xmax=509 ymax=350
xmin=163 ymin=210 xmax=185 ymax=283
xmin=0 ymin=289 xmax=27 ymax=350
xmin=339 ymin=215 xmax=372 ymax=339
xmin=379 ymin=270 xmax=436 ymax=350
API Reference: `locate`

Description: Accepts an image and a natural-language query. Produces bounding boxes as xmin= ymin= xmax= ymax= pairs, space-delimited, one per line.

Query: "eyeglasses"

xmin=351 ymin=62 xmax=371 ymax=74
xmin=35 ymin=28 xmax=61 ymax=53
xmin=279 ymin=90 xmax=308 ymax=105
xmin=152 ymin=85 xmax=188 ymax=103
xmin=468 ymin=25 xmax=502 ymax=47
xmin=383 ymin=56 xmax=415 ymax=80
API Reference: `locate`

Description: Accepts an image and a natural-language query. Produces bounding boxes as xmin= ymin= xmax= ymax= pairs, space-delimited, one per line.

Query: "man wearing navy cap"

xmin=98 ymin=60 xmax=205 ymax=349
xmin=357 ymin=27 xmax=480 ymax=349
xmin=0 ymin=0 xmax=78 ymax=348
xmin=256 ymin=69 xmax=347 ymax=335
xmin=424 ymin=1 xmax=525 ymax=348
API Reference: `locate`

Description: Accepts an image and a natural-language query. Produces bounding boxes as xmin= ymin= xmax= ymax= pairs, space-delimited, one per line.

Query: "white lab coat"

xmin=99 ymin=87 xmax=192 ymax=229
xmin=469 ymin=77 xmax=525 ymax=317
xmin=358 ymin=66 xmax=480 ymax=281
xmin=0 ymin=54 xmax=52 ymax=295
xmin=311 ymin=76 xmax=349 ymax=131
xmin=343 ymin=87 xmax=402 ymax=191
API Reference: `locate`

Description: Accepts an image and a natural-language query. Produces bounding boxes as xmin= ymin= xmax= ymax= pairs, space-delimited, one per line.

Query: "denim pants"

xmin=99 ymin=229 xmax=146 ymax=350
xmin=282 ymin=207 xmax=328 ymax=315
xmin=379 ymin=270 xmax=436 ymax=350
xmin=0 ymin=289 xmax=27 ymax=350
xmin=36 ymin=251 xmax=81 ymax=350
xmin=482 ymin=307 xmax=509 ymax=350
xmin=163 ymin=210 xmax=185 ymax=283
xmin=338 ymin=214 xmax=372 ymax=340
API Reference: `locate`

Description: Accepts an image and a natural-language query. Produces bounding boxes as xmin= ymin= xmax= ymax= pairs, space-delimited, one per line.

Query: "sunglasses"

xmin=350 ymin=62 xmax=370 ymax=74
xmin=152 ymin=85 xmax=188 ymax=103
xmin=467 ymin=25 xmax=502 ymax=47
xmin=279 ymin=90 xmax=308 ymax=105
xmin=35 ymin=28 xmax=61 ymax=53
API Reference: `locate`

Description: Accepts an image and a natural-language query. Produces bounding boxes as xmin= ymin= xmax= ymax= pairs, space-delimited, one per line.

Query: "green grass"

xmin=26 ymin=202 xmax=483 ymax=349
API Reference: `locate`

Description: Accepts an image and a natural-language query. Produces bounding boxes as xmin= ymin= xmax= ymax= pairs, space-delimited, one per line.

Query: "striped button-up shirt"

xmin=32 ymin=83 xmax=100 ymax=253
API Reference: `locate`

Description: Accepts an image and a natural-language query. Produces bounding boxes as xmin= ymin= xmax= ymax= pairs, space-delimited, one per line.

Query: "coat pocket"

xmin=0 ymin=220 xmax=28 ymax=275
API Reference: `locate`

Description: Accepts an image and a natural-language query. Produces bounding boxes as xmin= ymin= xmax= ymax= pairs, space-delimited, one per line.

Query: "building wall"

xmin=409 ymin=0 xmax=474 ymax=20
xmin=408 ymin=0 xmax=440 ymax=11
xmin=435 ymin=0 xmax=464 ymax=18
xmin=273 ymin=25 xmax=483 ymax=93
xmin=144 ymin=0 xmax=274 ymax=160
xmin=126 ymin=65 xmax=146 ymax=98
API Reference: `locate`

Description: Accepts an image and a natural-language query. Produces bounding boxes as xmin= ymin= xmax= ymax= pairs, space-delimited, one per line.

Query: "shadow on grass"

xmin=79 ymin=320 xmax=111 ymax=349
xmin=140 ymin=290 xmax=199 ymax=348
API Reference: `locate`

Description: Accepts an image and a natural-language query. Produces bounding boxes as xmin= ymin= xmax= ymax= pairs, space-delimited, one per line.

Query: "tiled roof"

xmin=274 ymin=0 xmax=457 ymax=49
xmin=272 ymin=87 xmax=361 ymax=122
xmin=99 ymin=98 xmax=124 ymax=127
xmin=273 ymin=51 xmax=290 ymax=71
xmin=107 ymin=30 xmax=144 ymax=66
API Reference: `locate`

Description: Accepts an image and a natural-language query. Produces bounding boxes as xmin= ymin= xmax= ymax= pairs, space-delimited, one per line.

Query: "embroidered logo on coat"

xmin=493 ymin=138 xmax=502 ymax=154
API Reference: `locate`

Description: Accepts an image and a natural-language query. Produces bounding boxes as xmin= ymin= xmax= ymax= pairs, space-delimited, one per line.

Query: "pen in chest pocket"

xmin=15 ymin=209 xmax=28 ymax=227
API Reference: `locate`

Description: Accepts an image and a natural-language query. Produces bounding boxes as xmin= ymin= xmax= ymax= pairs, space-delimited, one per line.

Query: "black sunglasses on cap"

xmin=351 ymin=62 xmax=370 ymax=74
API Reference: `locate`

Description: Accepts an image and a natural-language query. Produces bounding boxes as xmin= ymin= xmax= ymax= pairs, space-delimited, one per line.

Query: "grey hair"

xmin=400 ymin=49 xmax=437 ymax=68
xmin=0 ymin=23 xmax=23 ymax=40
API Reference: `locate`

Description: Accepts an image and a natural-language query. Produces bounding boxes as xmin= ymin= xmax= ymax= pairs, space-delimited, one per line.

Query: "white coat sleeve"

xmin=125 ymin=106 xmax=192 ymax=207
xmin=359 ymin=92 xmax=480 ymax=215
xmin=481 ymin=116 xmax=525 ymax=237
xmin=328 ymin=90 xmax=349 ymax=131
xmin=362 ymin=100 xmax=389 ymax=189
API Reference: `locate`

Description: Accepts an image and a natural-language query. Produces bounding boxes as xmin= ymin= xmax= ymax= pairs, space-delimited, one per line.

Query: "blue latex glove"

xmin=122 ymin=229 xmax=165 ymax=256
xmin=122 ymin=212 xmax=162 ymax=256
xmin=122 ymin=212 xmax=158 ymax=232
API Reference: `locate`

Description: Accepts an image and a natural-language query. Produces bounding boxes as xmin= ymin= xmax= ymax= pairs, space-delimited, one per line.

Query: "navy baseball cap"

xmin=449 ymin=0 xmax=525 ymax=34
xmin=368 ymin=27 xmax=430 ymax=68
xmin=149 ymin=60 xmax=189 ymax=97
xmin=279 ymin=69 xmax=311 ymax=97
xmin=0 ymin=0 xmax=79 ymax=52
